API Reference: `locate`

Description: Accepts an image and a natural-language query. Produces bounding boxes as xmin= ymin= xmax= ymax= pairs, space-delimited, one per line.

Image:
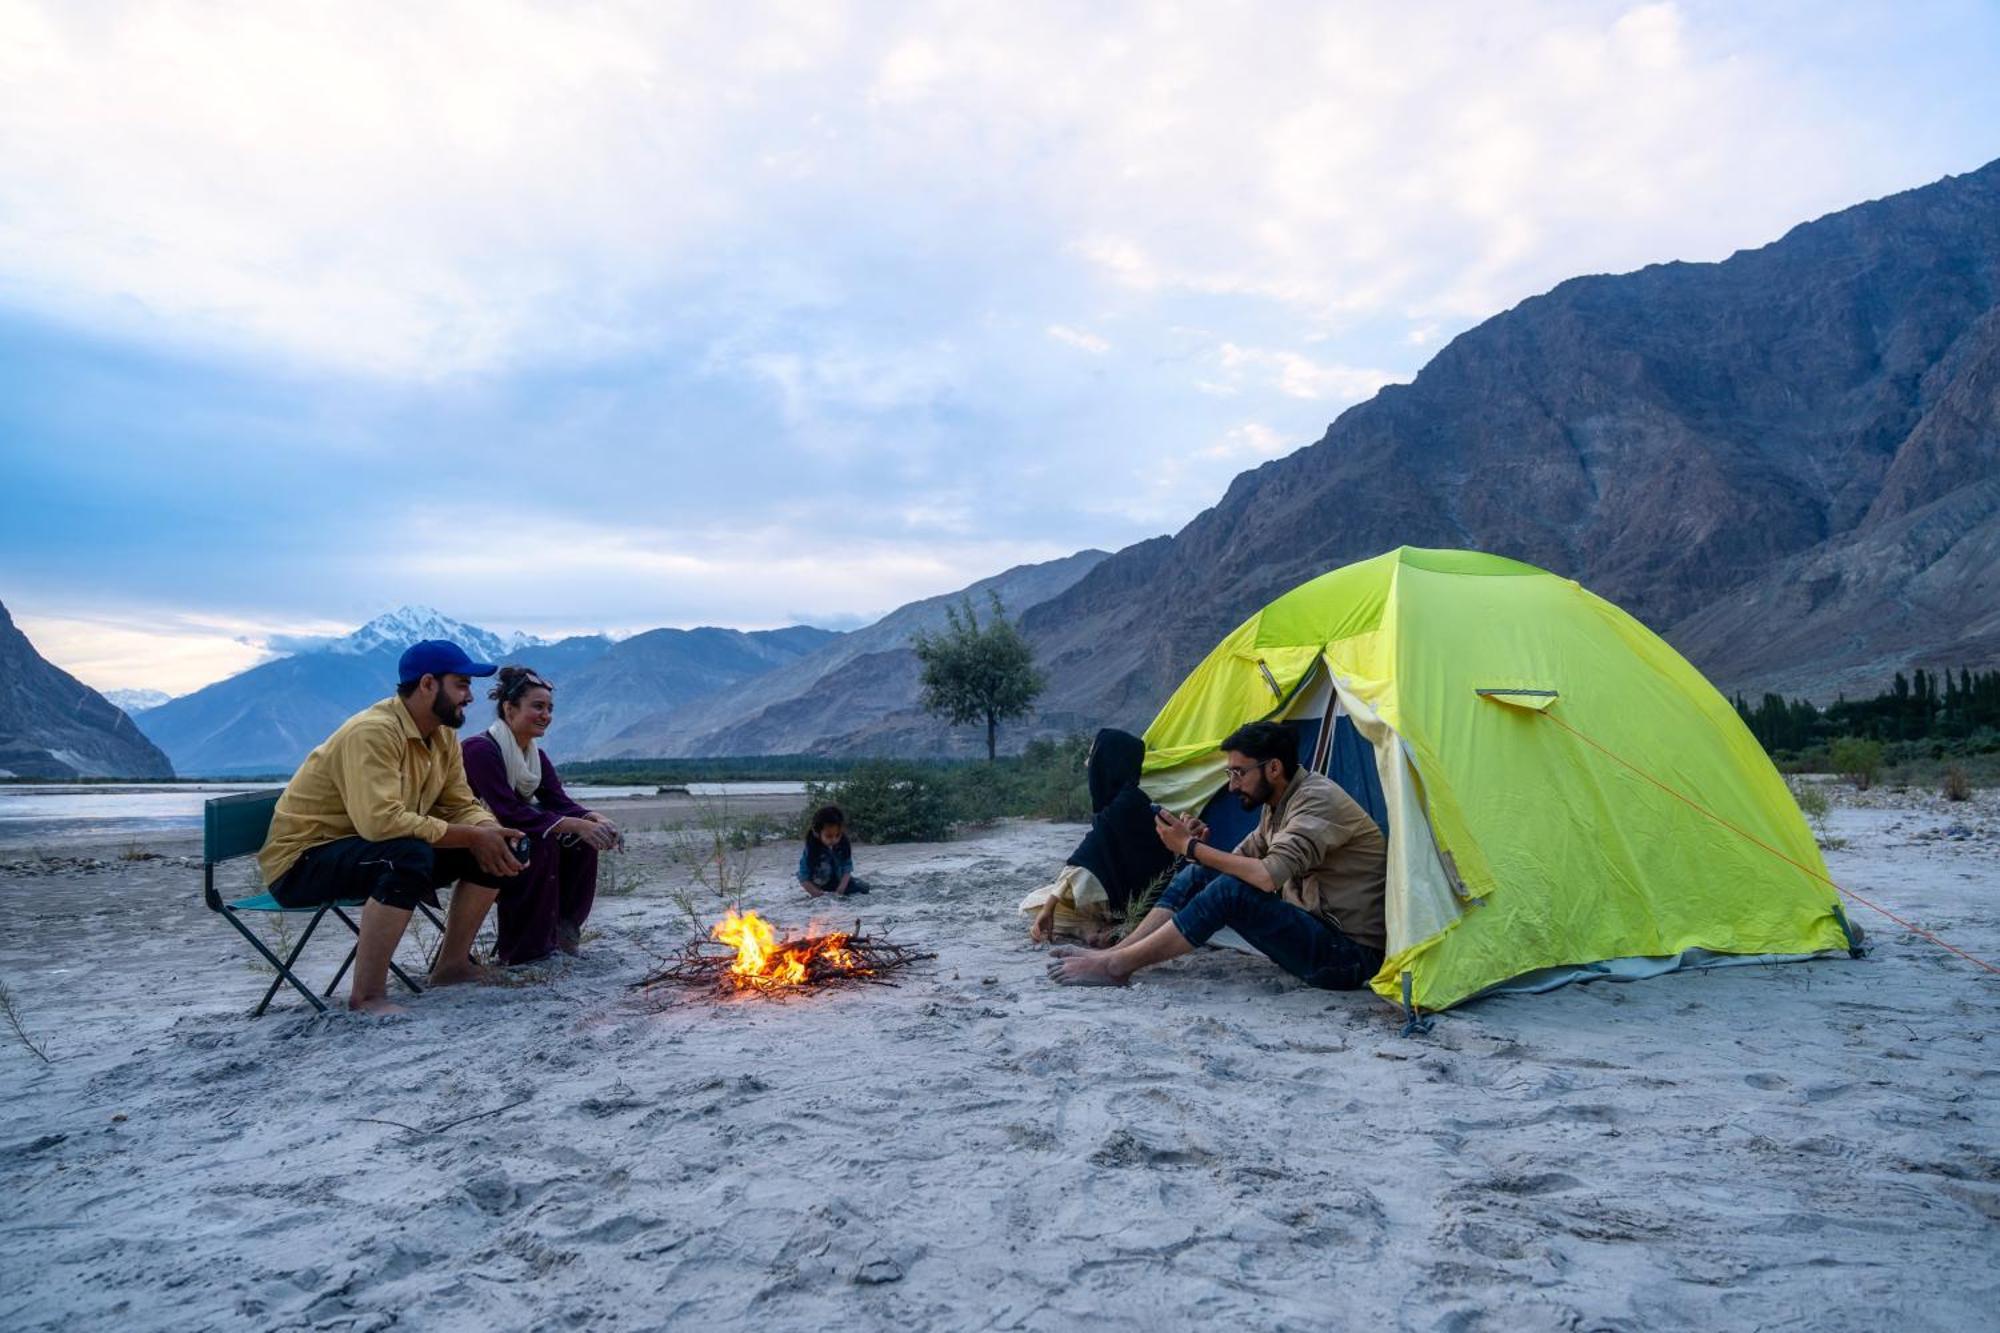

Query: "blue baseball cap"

xmin=398 ymin=639 xmax=498 ymax=684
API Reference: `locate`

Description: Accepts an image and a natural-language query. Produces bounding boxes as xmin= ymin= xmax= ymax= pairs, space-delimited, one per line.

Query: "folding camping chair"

xmin=201 ymin=790 xmax=444 ymax=1015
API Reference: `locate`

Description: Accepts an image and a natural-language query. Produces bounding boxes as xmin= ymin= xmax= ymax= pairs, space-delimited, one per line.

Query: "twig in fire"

xmin=632 ymin=922 xmax=935 ymax=1001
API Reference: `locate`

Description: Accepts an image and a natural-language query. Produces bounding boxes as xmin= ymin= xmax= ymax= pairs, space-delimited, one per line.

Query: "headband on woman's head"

xmin=489 ymin=668 xmax=553 ymax=703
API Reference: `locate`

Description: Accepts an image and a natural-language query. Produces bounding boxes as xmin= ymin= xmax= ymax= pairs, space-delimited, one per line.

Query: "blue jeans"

xmin=1157 ymin=863 xmax=1383 ymax=991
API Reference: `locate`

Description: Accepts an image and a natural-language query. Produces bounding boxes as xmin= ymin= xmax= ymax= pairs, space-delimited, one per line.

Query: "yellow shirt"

xmin=258 ymin=696 xmax=496 ymax=885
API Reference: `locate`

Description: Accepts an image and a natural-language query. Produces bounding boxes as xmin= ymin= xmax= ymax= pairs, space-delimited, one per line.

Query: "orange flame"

xmin=711 ymin=908 xmax=867 ymax=991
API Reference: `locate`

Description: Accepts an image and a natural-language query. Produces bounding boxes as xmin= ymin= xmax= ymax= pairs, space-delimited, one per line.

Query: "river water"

xmin=0 ymin=782 xmax=809 ymax=846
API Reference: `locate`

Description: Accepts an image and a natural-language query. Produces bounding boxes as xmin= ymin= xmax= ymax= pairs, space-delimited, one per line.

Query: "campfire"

xmin=635 ymin=908 xmax=932 ymax=999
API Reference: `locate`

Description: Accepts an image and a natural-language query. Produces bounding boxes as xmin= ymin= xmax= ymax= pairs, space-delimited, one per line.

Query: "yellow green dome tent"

xmin=1140 ymin=547 xmax=1855 ymax=1013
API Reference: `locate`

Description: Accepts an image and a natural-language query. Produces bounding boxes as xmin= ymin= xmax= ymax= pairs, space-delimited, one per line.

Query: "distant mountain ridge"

xmin=133 ymin=608 xmax=849 ymax=776
xmin=0 ymin=601 xmax=173 ymax=778
xmin=602 ymin=550 xmax=1110 ymax=758
xmin=124 ymin=551 xmax=1113 ymax=771
xmin=556 ymin=623 xmax=842 ymax=756
xmin=135 ymin=607 xmax=624 ymax=776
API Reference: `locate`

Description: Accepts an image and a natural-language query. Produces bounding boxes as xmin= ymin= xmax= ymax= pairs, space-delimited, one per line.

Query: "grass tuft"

xmin=0 ymin=978 xmax=52 ymax=1063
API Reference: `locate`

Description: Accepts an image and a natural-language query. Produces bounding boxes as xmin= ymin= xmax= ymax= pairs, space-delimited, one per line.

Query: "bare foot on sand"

xmin=1048 ymin=953 xmax=1129 ymax=987
xmin=348 ymin=995 xmax=410 ymax=1015
xmin=1048 ymin=943 xmax=1102 ymax=958
xmin=427 ymin=958 xmax=499 ymax=988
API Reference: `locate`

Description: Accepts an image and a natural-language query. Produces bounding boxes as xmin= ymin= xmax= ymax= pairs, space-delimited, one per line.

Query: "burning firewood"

xmin=634 ymin=908 xmax=934 ymax=1000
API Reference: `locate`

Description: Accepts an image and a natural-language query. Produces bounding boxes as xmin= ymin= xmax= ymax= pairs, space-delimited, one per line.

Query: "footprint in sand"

xmin=1481 ymin=1171 xmax=1584 ymax=1197
xmin=1743 ymin=1072 xmax=1788 ymax=1091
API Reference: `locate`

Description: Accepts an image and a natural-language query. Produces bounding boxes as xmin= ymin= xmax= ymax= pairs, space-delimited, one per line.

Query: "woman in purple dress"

xmin=461 ymin=666 xmax=621 ymax=964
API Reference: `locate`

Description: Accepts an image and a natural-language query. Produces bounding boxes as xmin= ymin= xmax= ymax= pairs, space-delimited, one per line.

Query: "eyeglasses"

xmin=1224 ymin=760 xmax=1271 ymax=780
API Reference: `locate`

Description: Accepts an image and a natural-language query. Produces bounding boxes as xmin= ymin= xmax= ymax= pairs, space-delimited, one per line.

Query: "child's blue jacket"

xmin=798 ymin=842 xmax=853 ymax=886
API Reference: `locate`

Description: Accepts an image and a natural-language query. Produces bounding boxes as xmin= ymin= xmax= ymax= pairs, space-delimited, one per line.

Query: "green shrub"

xmin=1828 ymin=737 xmax=1885 ymax=790
xmin=942 ymin=760 xmax=1019 ymax=827
xmin=1788 ymin=778 xmax=1838 ymax=847
xmin=808 ymin=762 xmax=955 ymax=844
xmin=724 ymin=812 xmax=798 ymax=850
xmin=1017 ymin=734 xmax=1092 ymax=821
xmin=1943 ymin=764 xmax=1971 ymax=802
xmin=804 ymin=733 xmax=1095 ymax=841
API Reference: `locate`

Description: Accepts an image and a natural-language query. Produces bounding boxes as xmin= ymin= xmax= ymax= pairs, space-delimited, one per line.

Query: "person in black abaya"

xmin=1021 ymin=728 xmax=1175 ymax=944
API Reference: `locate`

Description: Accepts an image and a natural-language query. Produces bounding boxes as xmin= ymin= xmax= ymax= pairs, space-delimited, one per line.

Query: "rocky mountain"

xmin=1003 ymin=156 xmax=2000 ymax=730
xmin=103 ymin=688 xmax=172 ymax=715
xmin=0 ymin=601 xmax=174 ymax=778
xmin=596 ymin=550 xmax=1108 ymax=758
xmin=554 ymin=625 xmax=838 ymax=755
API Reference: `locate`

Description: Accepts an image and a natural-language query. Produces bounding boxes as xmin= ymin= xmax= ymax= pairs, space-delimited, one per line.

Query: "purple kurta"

xmin=462 ymin=732 xmax=599 ymax=964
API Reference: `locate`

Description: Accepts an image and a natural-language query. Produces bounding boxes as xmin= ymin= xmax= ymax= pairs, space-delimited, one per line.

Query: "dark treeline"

xmin=1734 ymin=667 xmax=2000 ymax=754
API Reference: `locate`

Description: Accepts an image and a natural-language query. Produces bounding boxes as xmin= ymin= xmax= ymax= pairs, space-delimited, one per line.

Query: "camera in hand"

xmin=512 ymin=835 xmax=532 ymax=865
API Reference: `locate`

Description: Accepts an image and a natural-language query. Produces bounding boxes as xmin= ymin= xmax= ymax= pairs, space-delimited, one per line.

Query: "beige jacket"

xmin=1235 ymin=768 xmax=1388 ymax=952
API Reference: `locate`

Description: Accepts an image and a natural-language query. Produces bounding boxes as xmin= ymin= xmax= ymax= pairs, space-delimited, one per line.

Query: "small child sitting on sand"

xmin=797 ymin=804 xmax=870 ymax=898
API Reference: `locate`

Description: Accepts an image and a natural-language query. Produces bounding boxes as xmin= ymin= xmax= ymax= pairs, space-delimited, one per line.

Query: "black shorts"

xmin=272 ymin=836 xmax=523 ymax=912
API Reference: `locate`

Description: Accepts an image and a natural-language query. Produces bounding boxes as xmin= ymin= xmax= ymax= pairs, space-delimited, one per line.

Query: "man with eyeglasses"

xmin=258 ymin=640 xmax=529 ymax=1014
xmin=1048 ymin=719 xmax=1386 ymax=991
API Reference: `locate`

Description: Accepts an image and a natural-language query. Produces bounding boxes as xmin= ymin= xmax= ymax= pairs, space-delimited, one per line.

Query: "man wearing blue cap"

xmin=258 ymin=640 xmax=529 ymax=1014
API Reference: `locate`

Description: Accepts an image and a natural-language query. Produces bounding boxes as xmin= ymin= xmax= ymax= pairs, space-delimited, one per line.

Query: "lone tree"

xmin=911 ymin=593 xmax=1046 ymax=760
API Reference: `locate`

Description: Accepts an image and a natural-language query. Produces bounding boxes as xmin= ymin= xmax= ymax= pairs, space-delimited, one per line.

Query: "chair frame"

xmin=202 ymin=791 xmax=443 ymax=1016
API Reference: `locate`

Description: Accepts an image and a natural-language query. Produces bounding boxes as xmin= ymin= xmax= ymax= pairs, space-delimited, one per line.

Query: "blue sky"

xmin=3 ymin=0 xmax=1998 ymax=694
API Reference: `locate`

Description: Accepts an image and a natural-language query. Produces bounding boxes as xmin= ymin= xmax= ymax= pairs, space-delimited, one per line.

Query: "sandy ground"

xmin=1 ymin=788 xmax=1995 ymax=1331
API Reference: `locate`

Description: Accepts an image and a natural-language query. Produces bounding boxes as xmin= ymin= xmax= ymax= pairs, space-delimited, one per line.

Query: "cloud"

xmin=0 ymin=1 xmax=1958 ymax=382
xmin=5 ymin=1 xmax=1997 ymax=692
xmin=10 ymin=607 xmax=348 ymax=694
xmin=736 ymin=342 xmax=969 ymax=427
xmin=263 ymin=632 xmax=342 ymax=655
xmin=1203 ymin=422 xmax=1291 ymax=462
xmin=389 ymin=505 xmax=1078 ymax=636
xmin=1214 ymin=344 xmax=1402 ymax=403
xmin=1046 ymin=325 xmax=1111 ymax=355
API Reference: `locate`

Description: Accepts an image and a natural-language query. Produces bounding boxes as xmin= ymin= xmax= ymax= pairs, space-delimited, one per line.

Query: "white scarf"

xmin=487 ymin=720 xmax=543 ymax=799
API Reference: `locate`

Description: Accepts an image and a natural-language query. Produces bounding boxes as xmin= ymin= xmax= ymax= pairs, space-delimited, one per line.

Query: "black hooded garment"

xmin=1065 ymin=728 xmax=1174 ymax=913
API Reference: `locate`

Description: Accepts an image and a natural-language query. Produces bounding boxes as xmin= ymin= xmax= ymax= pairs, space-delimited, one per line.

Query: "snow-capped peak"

xmin=330 ymin=606 xmax=512 ymax=661
xmin=104 ymin=688 xmax=173 ymax=714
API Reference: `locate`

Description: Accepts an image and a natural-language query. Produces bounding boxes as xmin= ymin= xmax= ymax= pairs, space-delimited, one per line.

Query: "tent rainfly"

xmin=1140 ymin=547 xmax=1856 ymax=1013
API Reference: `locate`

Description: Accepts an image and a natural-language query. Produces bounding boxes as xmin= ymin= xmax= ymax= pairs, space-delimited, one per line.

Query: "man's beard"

xmin=1234 ymin=775 xmax=1271 ymax=810
xmin=433 ymin=694 xmax=466 ymax=728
